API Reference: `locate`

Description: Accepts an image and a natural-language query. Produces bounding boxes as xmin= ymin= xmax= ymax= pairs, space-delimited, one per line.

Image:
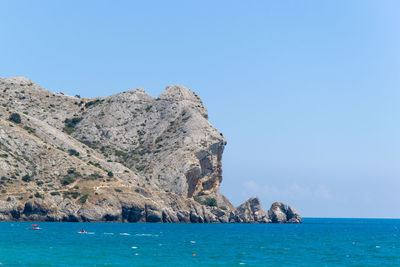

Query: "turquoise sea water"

xmin=0 ymin=218 xmax=399 ymax=266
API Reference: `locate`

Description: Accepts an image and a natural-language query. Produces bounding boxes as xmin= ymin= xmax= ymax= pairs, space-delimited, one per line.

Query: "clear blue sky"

xmin=1 ymin=0 xmax=399 ymax=218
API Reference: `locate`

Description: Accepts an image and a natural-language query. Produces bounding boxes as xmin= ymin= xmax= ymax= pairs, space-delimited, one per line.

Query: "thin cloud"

xmin=243 ymin=180 xmax=333 ymax=201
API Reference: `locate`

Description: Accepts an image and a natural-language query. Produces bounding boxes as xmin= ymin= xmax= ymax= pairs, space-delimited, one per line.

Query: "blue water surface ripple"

xmin=0 ymin=218 xmax=399 ymax=266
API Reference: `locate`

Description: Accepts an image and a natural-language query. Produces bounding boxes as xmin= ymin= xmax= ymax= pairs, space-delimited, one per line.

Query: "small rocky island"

xmin=0 ymin=76 xmax=301 ymax=223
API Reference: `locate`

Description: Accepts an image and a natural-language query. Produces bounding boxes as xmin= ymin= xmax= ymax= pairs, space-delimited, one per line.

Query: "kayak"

xmin=30 ymin=224 xmax=41 ymax=230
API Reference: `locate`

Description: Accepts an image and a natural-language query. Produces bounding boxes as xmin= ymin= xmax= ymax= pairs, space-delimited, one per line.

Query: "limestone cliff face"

xmin=70 ymin=85 xmax=226 ymax=202
xmin=0 ymin=76 xmax=300 ymax=223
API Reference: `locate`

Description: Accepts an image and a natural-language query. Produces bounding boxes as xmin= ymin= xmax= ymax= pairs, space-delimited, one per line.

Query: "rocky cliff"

xmin=0 ymin=76 xmax=301 ymax=223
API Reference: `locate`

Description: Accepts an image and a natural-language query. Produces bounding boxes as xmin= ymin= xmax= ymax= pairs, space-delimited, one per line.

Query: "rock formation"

xmin=268 ymin=202 xmax=302 ymax=223
xmin=234 ymin=197 xmax=270 ymax=223
xmin=0 ymin=76 xmax=301 ymax=223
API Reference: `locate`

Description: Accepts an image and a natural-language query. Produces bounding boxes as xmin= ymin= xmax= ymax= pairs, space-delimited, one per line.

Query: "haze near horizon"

xmin=0 ymin=0 xmax=399 ymax=218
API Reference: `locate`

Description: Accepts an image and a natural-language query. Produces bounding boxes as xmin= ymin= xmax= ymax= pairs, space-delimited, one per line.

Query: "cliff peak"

xmin=159 ymin=85 xmax=202 ymax=103
xmin=2 ymin=76 xmax=34 ymax=85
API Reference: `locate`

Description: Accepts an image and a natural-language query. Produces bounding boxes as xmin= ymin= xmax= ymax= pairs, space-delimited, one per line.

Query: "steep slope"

xmin=0 ymin=76 xmax=301 ymax=223
xmin=70 ymin=86 xmax=228 ymax=205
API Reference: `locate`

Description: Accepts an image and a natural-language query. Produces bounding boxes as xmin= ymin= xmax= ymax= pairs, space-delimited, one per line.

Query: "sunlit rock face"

xmin=0 ymin=76 xmax=300 ymax=223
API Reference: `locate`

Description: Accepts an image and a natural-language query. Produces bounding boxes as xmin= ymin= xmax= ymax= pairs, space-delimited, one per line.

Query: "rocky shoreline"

xmin=0 ymin=196 xmax=301 ymax=223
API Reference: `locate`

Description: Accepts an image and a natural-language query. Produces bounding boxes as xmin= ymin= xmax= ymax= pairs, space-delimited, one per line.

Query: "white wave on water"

xmin=120 ymin=233 xmax=131 ymax=236
xmin=135 ymin=233 xmax=158 ymax=237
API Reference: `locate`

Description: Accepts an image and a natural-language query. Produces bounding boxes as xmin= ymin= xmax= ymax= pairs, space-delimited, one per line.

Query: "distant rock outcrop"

xmin=268 ymin=202 xmax=302 ymax=223
xmin=0 ymin=76 xmax=301 ymax=223
xmin=233 ymin=197 xmax=270 ymax=223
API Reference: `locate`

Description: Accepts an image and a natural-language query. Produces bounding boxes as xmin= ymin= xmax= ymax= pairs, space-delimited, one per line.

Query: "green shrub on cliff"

xmin=204 ymin=197 xmax=217 ymax=207
xmin=68 ymin=149 xmax=80 ymax=157
xmin=79 ymin=194 xmax=89 ymax=204
xmin=22 ymin=174 xmax=32 ymax=182
xmin=9 ymin=113 xmax=21 ymax=124
xmin=60 ymin=175 xmax=75 ymax=185
xmin=193 ymin=196 xmax=218 ymax=207
xmin=63 ymin=117 xmax=82 ymax=134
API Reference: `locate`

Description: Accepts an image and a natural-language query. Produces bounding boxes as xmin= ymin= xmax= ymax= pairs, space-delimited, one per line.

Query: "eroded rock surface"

xmin=268 ymin=202 xmax=302 ymax=223
xmin=233 ymin=197 xmax=270 ymax=223
xmin=0 ymin=76 xmax=301 ymax=223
